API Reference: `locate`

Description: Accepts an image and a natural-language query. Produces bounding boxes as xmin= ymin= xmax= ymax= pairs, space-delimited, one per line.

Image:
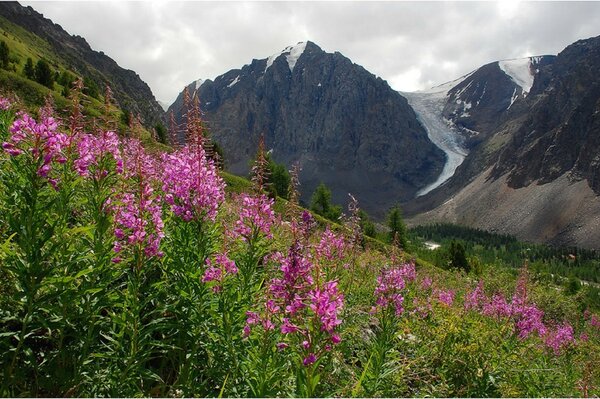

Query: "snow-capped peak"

xmin=194 ymin=78 xmax=204 ymax=91
xmin=265 ymin=42 xmax=307 ymax=73
xmin=498 ymin=57 xmax=539 ymax=93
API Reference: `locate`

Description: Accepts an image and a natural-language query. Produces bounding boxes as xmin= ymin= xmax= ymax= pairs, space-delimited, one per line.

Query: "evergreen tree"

xmin=447 ymin=240 xmax=470 ymax=272
xmin=358 ymin=209 xmax=376 ymax=238
xmin=83 ymin=76 xmax=99 ymax=99
xmin=154 ymin=122 xmax=168 ymax=144
xmin=34 ymin=59 xmax=54 ymax=89
xmin=310 ymin=183 xmax=341 ymax=221
xmin=267 ymin=155 xmax=290 ymax=199
xmin=0 ymin=41 xmax=9 ymax=69
xmin=23 ymin=57 xmax=34 ymax=79
xmin=387 ymin=205 xmax=407 ymax=248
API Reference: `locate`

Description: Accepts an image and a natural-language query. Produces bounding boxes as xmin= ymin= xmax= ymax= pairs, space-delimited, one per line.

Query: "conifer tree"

xmin=0 ymin=41 xmax=9 ymax=69
xmin=23 ymin=57 xmax=34 ymax=79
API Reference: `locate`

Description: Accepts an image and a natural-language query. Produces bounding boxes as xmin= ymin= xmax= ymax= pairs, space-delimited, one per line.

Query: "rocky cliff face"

xmin=170 ymin=41 xmax=445 ymax=215
xmin=442 ymin=56 xmax=555 ymax=147
xmin=491 ymin=37 xmax=600 ymax=193
xmin=0 ymin=1 xmax=165 ymax=127
xmin=407 ymin=36 xmax=600 ymax=249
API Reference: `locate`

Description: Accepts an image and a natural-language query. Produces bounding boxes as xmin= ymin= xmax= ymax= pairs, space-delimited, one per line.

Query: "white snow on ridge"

xmin=418 ymin=70 xmax=475 ymax=94
xmin=194 ymin=78 xmax=203 ymax=91
xmin=265 ymin=42 xmax=307 ymax=73
xmin=498 ymin=58 xmax=535 ymax=93
xmin=227 ymin=75 xmax=240 ymax=88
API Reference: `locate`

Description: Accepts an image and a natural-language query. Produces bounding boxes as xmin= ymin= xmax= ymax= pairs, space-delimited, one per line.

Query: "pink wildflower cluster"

xmin=247 ymin=236 xmax=345 ymax=366
xmin=545 ymin=323 xmax=575 ymax=355
xmin=464 ymin=280 xmax=485 ymax=311
xmin=315 ymin=227 xmax=346 ymax=261
xmin=202 ymin=252 xmax=238 ymax=292
xmin=112 ymin=139 xmax=164 ymax=261
xmin=161 ymin=145 xmax=225 ymax=222
xmin=74 ymin=131 xmax=123 ymax=178
xmin=3 ymin=112 xmax=68 ymax=181
xmin=435 ymin=288 xmax=456 ymax=307
xmin=590 ymin=314 xmax=600 ymax=329
xmin=463 ymin=277 xmax=576 ymax=354
xmin=244 ymin=299 xmax=280 ymax=337
xmin=373 ymin=261 xmax=416 ymax=315
xmin=233 ymin=193 xmax=275 ymax=240
xmin=0 ymin=96 xmax=12 ymax=110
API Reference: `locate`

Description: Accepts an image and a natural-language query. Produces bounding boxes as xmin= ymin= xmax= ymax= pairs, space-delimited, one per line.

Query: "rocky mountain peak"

xmin=169 ymin=41 xmax=445 ymax=215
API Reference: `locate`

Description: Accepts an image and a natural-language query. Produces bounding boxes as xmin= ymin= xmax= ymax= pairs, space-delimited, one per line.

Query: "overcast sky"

xmin=22 ymin=1 xmax=600 ymax=105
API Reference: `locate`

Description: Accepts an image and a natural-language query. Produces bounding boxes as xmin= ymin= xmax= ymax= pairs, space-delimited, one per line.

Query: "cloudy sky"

xmin=23 ymin=1 xmax=600 ymax=105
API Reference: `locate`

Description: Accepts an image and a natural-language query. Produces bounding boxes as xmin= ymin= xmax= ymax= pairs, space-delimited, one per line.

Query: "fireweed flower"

xmin=202 ymin=253 xmax=238 ymax=292
xmin=482 ymin=293 xmax=513 ymax=319
xmin=514 ymin=304 xmax=546 ymax=339
xmin=3 ymin=112 xmax=68 ymax=179
xmin=233 ymin=193 xmax=275 ymax=240
xmin=0 ymin=96 xmax=12 ymax=111
xmin=435 ymin=289 xmax=455 ymax=307
xmin=464 ymin=280 xmax=486 ymax=311
xmin=74 ymin=131 xmax=123 ymax=178
xmin=590 ymin=314 xmax=600 ymax=329
xmin=545 ymin=322 xmax=575 ymax=355
xmin=315 ymin=227 xmax=346 ymax=261
xmin=373 ymin=261 xmax=416 ymax=315
xmin=161 ymin=145 xmax=225 ymax=222
xmin=112 ymin=139 xmax=164 ymax=261
xmin=308 ymin=280 xmax=344 ymax=334
xmin=269 ymin=243 xmax=314 ymax=310
xmin=420 ymin=276 xmax=433 ymax=291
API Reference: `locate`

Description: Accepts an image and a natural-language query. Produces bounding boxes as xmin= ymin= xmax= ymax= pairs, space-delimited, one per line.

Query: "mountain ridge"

xmin=169 ymin=40 xmax=446 ymax=216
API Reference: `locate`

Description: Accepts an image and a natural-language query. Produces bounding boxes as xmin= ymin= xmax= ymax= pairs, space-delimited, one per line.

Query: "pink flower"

xmin=111 ymin=139 xmax=164 ymax=260
xmin=435 ymin=289 xmax=455 ymax=307
xmin=74 ymin=131 xmax=123 ymax=178
xmin=161 ymin=145 xmax=225 ymax=222
xmin=233 ymin=194 xmax=275 ymax=240
xmin=464 ymin=281 xmax=486 ymax=311
xmin=4 ymin=112 xmax=68 ymax=181
xmin=315 ymin=227 xmax=346 ymax=261
xmin=303 ymin=353 xmax=316 ymax=366
xmin=0 ymin=96 xmax=12 ymax=110
xmin=482 ymin=293 xmax=512 ymax=319
xmin=374 ymin=262 xmax=415 ymax=315
xmin=545 ymin=323 xmax=575 ymax=355
xmin=515 ymin=305 xmax=546 ymax=339
xmin=308 ymin=280 xmax=344 ymax=334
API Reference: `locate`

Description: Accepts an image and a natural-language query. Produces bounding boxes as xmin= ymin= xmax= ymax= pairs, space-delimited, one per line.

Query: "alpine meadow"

xmin=1 ymin=1 xmax=600 ymax=398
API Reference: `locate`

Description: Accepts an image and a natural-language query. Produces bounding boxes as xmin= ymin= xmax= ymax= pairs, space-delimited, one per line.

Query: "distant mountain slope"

xmin=0 ymin=1 xmax=164 ymax=127
xmin=407 ymin=36 xmax=600 ymax=249
xmin=169 ymin=41 xmax=445 ymax=215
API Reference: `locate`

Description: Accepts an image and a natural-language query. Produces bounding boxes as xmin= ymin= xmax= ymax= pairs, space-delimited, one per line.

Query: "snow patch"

xmin=498 ymin=58 xmax=535 ymax=93
xmin=507 ymin=87 xmax=518 ymax=110
xmin=418 ymin=70 xmax=475 ymax=95
xmin=194 ymin=78 xmax=203 ymax=91
xmin=227 ymin=75 xmax=240 ymax=88
xmin=264 ymin=42 xmax=307 ymax=73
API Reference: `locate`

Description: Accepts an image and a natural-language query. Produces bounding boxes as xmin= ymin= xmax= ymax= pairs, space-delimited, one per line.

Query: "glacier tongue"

xmin=402 ymin=89 xmax=469 ymax=197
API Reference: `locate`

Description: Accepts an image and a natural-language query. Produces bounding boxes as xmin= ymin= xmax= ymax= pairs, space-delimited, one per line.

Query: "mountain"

xmin=169 ymin=41 xmax=445 ymax=216
xmin=407 ymin=36 xmax=600 ymax=249
xmin=0 ymin=1 xmax=164 ymax=127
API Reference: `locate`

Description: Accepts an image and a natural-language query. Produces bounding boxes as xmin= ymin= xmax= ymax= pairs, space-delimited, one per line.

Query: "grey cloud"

xmin=23 ymin=1 xmax=600 ymax=105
